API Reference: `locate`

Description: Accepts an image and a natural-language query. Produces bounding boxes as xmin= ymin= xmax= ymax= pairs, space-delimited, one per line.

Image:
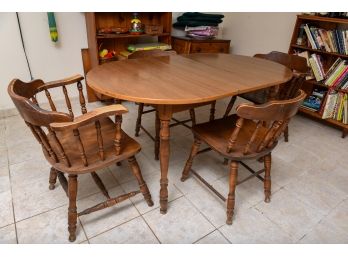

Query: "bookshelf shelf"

xmin=291 ymin=44 xmax=348 ymax=59
xmin=297 ymin=15 xmax=348 ymax=24
xmin=289 ymin=14 xmax=348 ymax=138
xmin=299 ymin=107 xmax=348 ymax=129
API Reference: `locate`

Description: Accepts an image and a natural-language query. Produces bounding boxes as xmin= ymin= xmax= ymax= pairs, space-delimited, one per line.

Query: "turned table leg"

xmin=157 ymin=105 xmax=173 ymax=214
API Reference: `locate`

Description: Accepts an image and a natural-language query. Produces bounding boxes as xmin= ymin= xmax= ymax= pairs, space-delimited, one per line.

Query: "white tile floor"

xmin=0 ymin=97 xmax=348 ymax=244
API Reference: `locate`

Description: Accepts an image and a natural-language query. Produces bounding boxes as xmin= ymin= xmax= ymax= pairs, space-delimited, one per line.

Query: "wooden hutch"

xmin=84 ymin=12 xmax=172 ymax=102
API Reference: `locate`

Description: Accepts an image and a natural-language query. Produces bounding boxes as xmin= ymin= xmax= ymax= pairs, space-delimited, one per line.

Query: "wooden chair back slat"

xmin=26 ymin=121 xmax=50 ymax=157
xmin=77 ymin=81 xmax=87 ymax=114
xmin=62 ymin=86 xmax=74 ymax=118
xmin=243 ymin=120 xmax=263 ymax=155
xmin=48 ymin=128 xmax=71 ymax=167
xmin=34 ymin=125 xmax=59 ymax=162
xmin=73 ymin=129 xmax=88 ymax=166
xmin=227 ymin=117 xmax=244 ymax=153
xmin=114 ymin=115 xmax=122 ymax=155
xmin=44 ymin=89 xmax=57 ymax=111
xmin=95 ymin=120 xmax=105 ymax=160
xmin=256 ymin=121 xmax=282 ymax=152
xmin=31 ymin=95 xmax=39 ymax=106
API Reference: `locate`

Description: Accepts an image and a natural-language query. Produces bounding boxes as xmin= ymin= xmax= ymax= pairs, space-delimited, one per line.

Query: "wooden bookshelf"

xmin=288 ymin=14 xmax=348 ymax=138
xmin=84 ymin=12 xmax=172 ymax=102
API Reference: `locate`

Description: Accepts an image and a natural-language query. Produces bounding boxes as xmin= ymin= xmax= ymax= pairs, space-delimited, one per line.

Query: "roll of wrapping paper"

xmin=47 ymin=12 xmax=58 ymax=42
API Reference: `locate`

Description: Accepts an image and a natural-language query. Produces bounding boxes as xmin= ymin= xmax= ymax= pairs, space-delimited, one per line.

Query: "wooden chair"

xmin=181 ymin=90 xmax=306 ymax=225
xmin=223 ymin=51 xmax=308 ymax=142
xmin=8 ymin=75 xmax=153 ymax=242
xmin=130 ymin=49 xmax=216 ymax=160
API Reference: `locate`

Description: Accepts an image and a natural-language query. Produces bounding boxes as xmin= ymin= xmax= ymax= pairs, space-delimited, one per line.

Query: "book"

xmin=304 ymin=24 xmax=318 ymax=49
xmin=322 ymin=91 xmax=338 ymax=119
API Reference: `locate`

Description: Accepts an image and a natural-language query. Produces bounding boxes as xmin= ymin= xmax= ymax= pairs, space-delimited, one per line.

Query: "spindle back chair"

xmin=223 ymin=51 xmax=307 ymax=143
xmin=181 ymin=90 xmax=306 ymax=225
xmin=8 ymin=76 xmax=153 ymax=242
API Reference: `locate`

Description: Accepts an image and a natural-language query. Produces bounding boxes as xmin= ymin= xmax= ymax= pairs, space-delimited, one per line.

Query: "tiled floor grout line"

xmin=172 ymin=182 xmax=222 ymax=243
xmin=4 ymin=123 xmax=19 ymax=243
xmin=294 ymin=197 xmax=348 ymax=243
xmin=192 ymin=228 xmax=218 ymax=244
xmin=86 ymin=215 xmax=141 ymax=242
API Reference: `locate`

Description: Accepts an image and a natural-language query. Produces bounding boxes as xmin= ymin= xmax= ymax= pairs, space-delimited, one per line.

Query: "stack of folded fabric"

xmin=173 ymin=12 xmax=224 ymax=28
xmin=185 ymin=26 xmax=219 ymax=39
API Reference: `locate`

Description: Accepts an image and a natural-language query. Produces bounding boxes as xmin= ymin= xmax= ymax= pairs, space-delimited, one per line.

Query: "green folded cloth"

xmin=182 ymin=12 xmax=224 ymax=19
xmin=177 ymin=16 xmax=223 ymax=23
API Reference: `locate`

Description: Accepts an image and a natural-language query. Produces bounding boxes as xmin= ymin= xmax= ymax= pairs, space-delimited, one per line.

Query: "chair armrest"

xmin=50 ymin=104 xmax=128 ymax=131
xmin=36 ymin=74 xmax=84 ymax=92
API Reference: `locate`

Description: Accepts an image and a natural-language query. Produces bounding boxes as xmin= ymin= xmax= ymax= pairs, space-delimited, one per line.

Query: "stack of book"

xmin=321 ymin=91 xmax=348 ymax=123
xmin=301 ymin=24 xmax=348 ymax=55
xmin=324 ymin=58 xmax=348 ymax=90
xmin=308 ymin=53 xmax=325 ymax=81
xmin=302 ymin=88 xmax=327 ymax=112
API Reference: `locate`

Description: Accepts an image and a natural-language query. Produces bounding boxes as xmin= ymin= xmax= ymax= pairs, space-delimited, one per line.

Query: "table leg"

xmin=157 ymin=105 xmax=173 ymax=214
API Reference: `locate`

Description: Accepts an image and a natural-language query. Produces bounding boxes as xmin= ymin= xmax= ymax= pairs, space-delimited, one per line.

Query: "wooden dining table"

xmin=86 ymin=53 xmax=293 ymax=214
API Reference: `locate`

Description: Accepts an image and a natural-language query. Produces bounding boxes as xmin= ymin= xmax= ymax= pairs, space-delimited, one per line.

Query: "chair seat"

xmin=47 ymin=117 xmax=141 ymax=173
xmin=193 ymin=115 xmax=276 ymax=160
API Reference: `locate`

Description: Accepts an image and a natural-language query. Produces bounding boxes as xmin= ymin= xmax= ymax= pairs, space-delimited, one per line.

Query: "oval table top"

xmin=87 ymin=53 xmax=293 ymax=105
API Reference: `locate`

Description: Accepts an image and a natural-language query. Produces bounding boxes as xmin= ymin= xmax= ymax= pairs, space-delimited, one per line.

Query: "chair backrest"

xmin=7 ymin=76 xmax=100 ymax=168
xmin=227 ymin=90 xmax=306 ymax=155
xmin=128 ymin=49 xmax=177 ymax=59
xmin=254 ymin=51 xmax=308 ymax=101
xmin=254 ymin=51 xmax=308 ymax=74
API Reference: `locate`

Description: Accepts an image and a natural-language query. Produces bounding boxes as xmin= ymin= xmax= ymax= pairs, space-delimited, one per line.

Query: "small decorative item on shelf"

xmin=129 ymin=13 xmax=144 ymax=35
xmin=145 ymin=25 xmax=163 ymax=35
xmin=98 ymin=43 xmax=117 ymax=63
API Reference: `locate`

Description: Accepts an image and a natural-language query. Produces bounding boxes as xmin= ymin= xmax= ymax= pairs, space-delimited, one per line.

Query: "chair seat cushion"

xmin=192 ymin=115 xmax=276 ymax=160
xmin=47 ymin=117 xmax=141 ymax=173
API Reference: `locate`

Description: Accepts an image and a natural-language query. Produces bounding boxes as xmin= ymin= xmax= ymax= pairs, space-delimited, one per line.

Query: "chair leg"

xmin=189 ymin=109 xmax=196 ymax=127
xmin=49 ymin=167 xmax=58 ymax=190
xmin=68 ymin=174 xmax=78 ymax=242
xmin=226 ymin=161 xmax=238 ymax=225
xmin=284 ymin=125 xmax=289 ymax=142
xmin=128 ymin=156 xmax=154 ymax=207
xmin=135 ymin=103 xmax=144 ymax=137
xmin=209 ymin=101 xmax=216 ymax=121
xmin=155 ymin=111 xmax=160 ymax=160
xmin=224 ymin=96 xmax=237 ymax=118
xmin=181 ymin=137 xmax=201 ymax=182
xmin=263 ymin=153 xmax=272 ymax=203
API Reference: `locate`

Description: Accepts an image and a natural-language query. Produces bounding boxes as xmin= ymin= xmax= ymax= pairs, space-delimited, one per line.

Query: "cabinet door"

xmin=172 ymin=38 xmax=190 ymax=54
xmin=190 ymin=42 xmax=230 ymax=53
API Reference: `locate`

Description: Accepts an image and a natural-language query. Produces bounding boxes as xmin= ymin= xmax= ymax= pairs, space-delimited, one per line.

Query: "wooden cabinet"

xmin=84 ymin=12 xmax=172 ymax=102
xmin=172 ymin=36 xmax=231 ymax=54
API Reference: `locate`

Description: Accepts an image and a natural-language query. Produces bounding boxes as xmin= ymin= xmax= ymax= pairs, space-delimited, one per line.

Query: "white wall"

xmin=222 ymin=12 xmax=297 ymax=56
xmin=1 ymin=12 xmax=297 ymax=111
xmin=0 ymin=12 xmax=88 ymax=110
